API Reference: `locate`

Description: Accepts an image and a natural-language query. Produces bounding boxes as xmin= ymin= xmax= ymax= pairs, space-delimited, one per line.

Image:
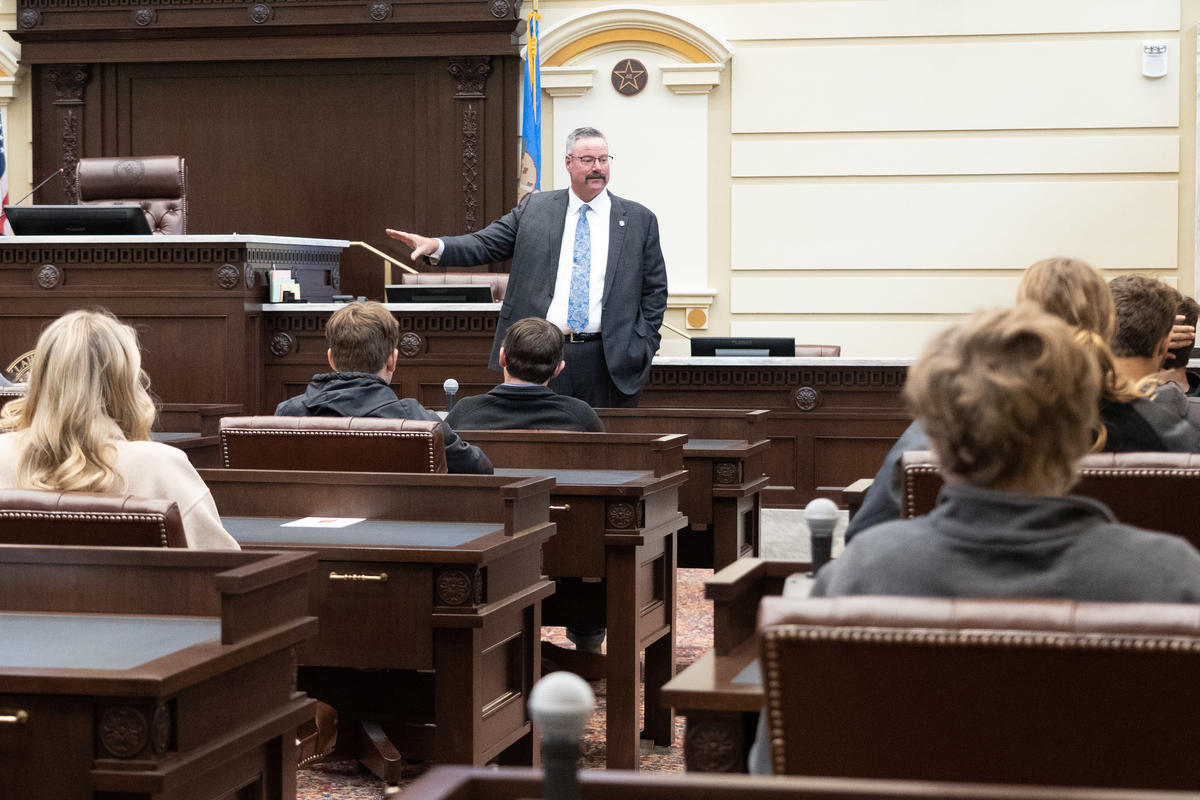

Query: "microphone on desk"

xmin=8 ymin=168 xmax=66 ymax=208
xmin=529 ymin=672 xmax=594 ymax=800
xmin=805 ymin=497 xmax=839 ymax=575
xmin=443 ymin=378 xmax=459 ymax=411
xmin=1 ymin=168 xmax=66 ymax=232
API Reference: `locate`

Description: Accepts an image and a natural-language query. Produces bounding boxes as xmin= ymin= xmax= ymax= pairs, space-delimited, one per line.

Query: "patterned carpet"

xmin=296 ymin=568 xmax=714 ymax=798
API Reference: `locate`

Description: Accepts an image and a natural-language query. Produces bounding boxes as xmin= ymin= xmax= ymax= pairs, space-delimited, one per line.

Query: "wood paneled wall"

xmin=16 ymin=2 xmax=522 ymax=299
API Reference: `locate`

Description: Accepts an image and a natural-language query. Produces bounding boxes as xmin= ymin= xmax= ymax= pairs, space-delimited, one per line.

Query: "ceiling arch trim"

xmin=540 ymin=6 xmax=734 ymax=67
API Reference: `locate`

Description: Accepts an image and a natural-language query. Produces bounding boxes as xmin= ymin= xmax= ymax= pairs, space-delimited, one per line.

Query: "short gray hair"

xmin=565 ymin=126 xmax=606 ymax=154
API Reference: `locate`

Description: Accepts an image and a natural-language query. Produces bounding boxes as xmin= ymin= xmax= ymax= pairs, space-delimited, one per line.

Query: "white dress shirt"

xmin=430 ymin=188 xmax=611 ymax=334
xmin=545 ymin=189 xmax=610 ymax=334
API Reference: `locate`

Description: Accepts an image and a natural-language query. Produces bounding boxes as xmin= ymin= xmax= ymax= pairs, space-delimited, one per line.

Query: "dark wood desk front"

xmin=659 ymin=558 xmax=808 ymax=773
xmin=0 ymin=545 xmax=318 ymax=799
xmin=0 ymin=234 xmax=343 ymax=407
xmin=597 ymin=410 xmax=772 ymax=570
xmin=201 ymin=469 xmax=556 ymax=771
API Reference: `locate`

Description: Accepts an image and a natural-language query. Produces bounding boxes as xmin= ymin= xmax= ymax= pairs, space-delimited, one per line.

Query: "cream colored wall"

xmin=0 ymin=0 xmax=30 ymax=204
xmin=537 ymin=1 xmax=1193 ymax=357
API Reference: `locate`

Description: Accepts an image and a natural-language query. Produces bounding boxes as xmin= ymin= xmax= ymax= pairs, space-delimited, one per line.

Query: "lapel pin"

xmin=619 ymin=220 xmax=625 ymax=226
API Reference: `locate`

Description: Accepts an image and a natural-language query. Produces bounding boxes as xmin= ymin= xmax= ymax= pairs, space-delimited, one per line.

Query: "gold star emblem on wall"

xmin=611 ymin=59 xmax=648 ymax=96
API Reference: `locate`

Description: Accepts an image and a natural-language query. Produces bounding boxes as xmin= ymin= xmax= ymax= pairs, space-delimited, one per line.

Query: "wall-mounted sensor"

xmin=1143 ymin=41 xmax=1168 ymax=78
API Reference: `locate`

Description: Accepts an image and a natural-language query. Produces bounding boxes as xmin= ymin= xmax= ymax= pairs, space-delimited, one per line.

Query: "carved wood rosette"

xmin=47 ymin=64 xmax=89 ymax=201
xmin=434 ymin=567 xmax=485 ymax=606
xmin=448 ymin=56 xmax=491 ymax=232
xmin=606 ymin=500 xmax=643 ymax=530
xmin=97 ymin=704 xmax=153 ymax=758
xmin=683 ymin=716 xmax=743 ymax=772
xmin=713 ymin=461 xmax=741 ymax=485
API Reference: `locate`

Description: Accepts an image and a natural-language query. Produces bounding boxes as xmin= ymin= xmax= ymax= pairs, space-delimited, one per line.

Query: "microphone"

xmin=443 ymin=378 xmax=459 ymax=411
xmin=529 ymin=672 xmax=594 ymax=800
xmin=804 ymin=497 xmax=839 ymax=575
xmin=8 ymin=168 xmax=65 ymax=208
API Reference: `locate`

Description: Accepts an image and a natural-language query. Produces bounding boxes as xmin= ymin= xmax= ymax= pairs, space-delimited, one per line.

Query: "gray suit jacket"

xmin=439 ymin=189 xmax=668 ymax=395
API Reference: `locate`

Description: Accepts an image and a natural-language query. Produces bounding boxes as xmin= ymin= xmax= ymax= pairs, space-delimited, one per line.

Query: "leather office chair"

xmin=399 ymin=271 xmax=509 ymax=301
xmin=758 ymin=594 xmax=1200 ymax=788
xmin=0 ymin=489 xmax=187 ymax=547
xmin=219 ymin=415 xmax=447 ymax=473
xmin=901 ymin=449 xmax=1200 ymax=549
xmin=74 ymin=155 xmax=188 ymax=235
xmin=793 ymin=344 xmax=840 ymax=357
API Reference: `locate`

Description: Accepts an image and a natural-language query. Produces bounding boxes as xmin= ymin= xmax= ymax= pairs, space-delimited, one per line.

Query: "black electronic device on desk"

xmin=5 ymin=204 xmax=152 ymax=236
xmin=385 ymin=284 xmax=495 ymax=304
xmin=690 ymin=336 xmax=795 ymax=357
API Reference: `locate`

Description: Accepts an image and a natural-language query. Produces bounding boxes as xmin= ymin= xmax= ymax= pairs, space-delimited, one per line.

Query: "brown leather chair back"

xmin=0 ymin=489 xmax=187 ymax=547
xmin=75 ymin=155 xmax=188 ymax=235
xmin=399 ymin=271 xmax=508 ymax=301
xmin=0 ymin=385 xmax=24 ymax=412
xmin=793 ymin=344 xmax=841 ymax=357
xmin=220 ymin=415 xmax=447 ymax=473
xmin=901 ymin=450 xmax=1200 ymax=549
xmin=759 ymin=594 xmax=1200 ymax=788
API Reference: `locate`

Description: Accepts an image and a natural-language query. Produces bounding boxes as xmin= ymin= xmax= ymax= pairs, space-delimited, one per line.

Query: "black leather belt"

xmin=564 ymin=331 xmax=602 ymax=343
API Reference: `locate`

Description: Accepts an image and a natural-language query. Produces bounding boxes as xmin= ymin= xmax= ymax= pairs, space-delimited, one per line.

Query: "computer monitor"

xmin=690 ymin=336 xmax=795 ymax=357
xmin=4 ymin=205 xmax=153 ymax=236
xmin=385 ymin=284 xmax=495 ymax=304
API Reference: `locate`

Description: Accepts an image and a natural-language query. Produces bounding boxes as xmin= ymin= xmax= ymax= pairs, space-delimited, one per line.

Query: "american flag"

xmin=0 ymin=109 xmax=11 ymax=235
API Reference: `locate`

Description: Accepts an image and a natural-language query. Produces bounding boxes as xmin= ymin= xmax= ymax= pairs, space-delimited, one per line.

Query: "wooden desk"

xmin=0 ymin=545 xmax=318 ymax=799
xmin=660 ymin=558 xmax=808 ymax=773
xmin=597 ymin=411 xmax=771 ymax=570
xmin=448 ymin=430 xmax=687 ymax=770
xmin=404 ymin=766 xmax=1200 ymax=800
xmin=644 ymin=358 xmax=913 ymax=508
xmin=201 ymin=469 xmax=556 ymax=777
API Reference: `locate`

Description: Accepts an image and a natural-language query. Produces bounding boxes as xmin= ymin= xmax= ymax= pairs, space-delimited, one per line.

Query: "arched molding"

xmin=540 ymin=5 xmax=733 ymax=68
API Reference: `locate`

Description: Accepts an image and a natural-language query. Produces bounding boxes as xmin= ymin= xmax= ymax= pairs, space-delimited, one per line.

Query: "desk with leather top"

xmin=659 ymin=558 xmax=808 ymax=773
xmin=0 ymin=545 xmax=317 ymax=799
xmin=597 ymin=409 xmax=771 ymax=571
xmin=202 ymin=469 xmax=556 ymax=776
xmin=470 ymin=435 xmax=687 ymax=771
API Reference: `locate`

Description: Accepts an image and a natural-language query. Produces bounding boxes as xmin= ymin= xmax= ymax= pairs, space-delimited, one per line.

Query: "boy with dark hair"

xmin=275 ymin=301 xmax=492 ymax=474
xmin=1159 ymin=290 xmax=1200 ymax=397
xmin=446 ymin=317 xmax=604 ymax=432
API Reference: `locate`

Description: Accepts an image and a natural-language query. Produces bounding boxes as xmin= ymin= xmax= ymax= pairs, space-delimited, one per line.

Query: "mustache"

xmin=586 ymin=172 xmax=606 ymax=180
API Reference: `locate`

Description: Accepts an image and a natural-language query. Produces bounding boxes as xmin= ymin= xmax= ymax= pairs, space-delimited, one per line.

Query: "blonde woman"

xmin=0 ymin=309 xmax=238 ymax=549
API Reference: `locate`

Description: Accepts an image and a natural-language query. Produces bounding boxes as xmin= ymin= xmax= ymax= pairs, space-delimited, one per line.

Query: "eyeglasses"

xmin=568 ymin=155 xmax=614 ymax=167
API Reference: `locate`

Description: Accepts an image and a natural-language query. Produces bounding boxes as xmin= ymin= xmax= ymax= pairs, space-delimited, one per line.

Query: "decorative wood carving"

xmin=398 ymin=331 xmax=423 ymax=358
xmin=488 ymin=0 xmax=511 ymax=18
xmin=793 ymin=386 xmax=819 ymax=412
xmin=151 ymin=702 xmax=171 ymax=754
xmin=684 ymin=718 xmax=741 ymax=772
xmin=17 ymin=9 xmax=39 ymax=28
xmin=448 ymin=56 xmax=491 ymax=100
xmin=216 ymin=264 xmax=240 ymax=290
xmin=461 ymin=106 xmax=480 ymax=231
xmin=367 ymin=1 xmax=390 ymax=21
xmin=98 ymin=705 xmax=149 ymax=758
xmin=447 ymin=56 xmax=491 ymax=232
xmin=133 ymin=8 xmax=154 ymax=26
xmin=47 ymin=64 xmax=89 ymax=197
xmin=713 ymin=461 xmax=740 ymax=485
xmin=35 ymin=264 xmax=61 ymax=289
xmin=435 ymin=568 xmax=483 ymax=605
xmin=645 ymin=366 xmax=908 ymax=392
xmin=269 ymin=331 xmax=295 ymax=357
xmin=249 ymin=3 xmax=271 ymax=23
xmin=607 ymin=501 xmax=637 ymax=530
xmin=263 ymin=312 xmax=495 ymax=337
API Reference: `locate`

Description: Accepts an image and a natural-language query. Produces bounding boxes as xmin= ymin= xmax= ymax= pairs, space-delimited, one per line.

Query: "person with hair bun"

xmin=0 ymin=309 xmax=238 ymax=550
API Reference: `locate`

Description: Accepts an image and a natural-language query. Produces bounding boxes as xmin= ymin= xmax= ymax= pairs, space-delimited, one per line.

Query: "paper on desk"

xmin=282 ymin=517 xmax=365 ymax=528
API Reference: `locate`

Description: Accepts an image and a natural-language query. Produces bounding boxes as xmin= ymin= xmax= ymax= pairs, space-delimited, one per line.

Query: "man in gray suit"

xmin=387 ymin=126 xmax=668 ymax=408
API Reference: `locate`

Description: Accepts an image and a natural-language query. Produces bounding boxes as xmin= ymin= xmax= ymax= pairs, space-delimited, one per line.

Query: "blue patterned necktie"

xmin=567 ymin=204 xmax=592 ymax=333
